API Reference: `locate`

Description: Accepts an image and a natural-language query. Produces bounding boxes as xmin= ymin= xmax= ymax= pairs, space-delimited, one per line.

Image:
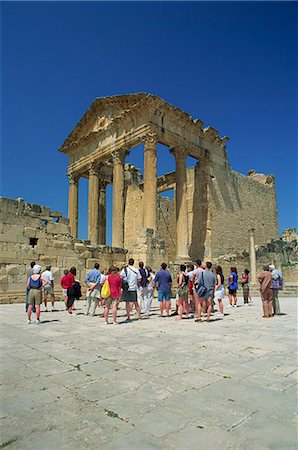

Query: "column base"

xmin=174 ymin=255 xmax=192 ymax=265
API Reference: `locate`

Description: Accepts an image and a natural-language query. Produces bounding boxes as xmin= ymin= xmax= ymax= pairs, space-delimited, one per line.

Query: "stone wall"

xmin=0 ymin=197 xmax=127 ymax=303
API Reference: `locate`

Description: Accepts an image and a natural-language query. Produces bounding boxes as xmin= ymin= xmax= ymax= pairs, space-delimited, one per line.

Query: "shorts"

xmin=106 ymin=297 xmax=119 ymax=307
xmin=122 ymin=290 xmax=137 ymax=302
xmin=199 ymin=289 xmax=214 ymax=300
xmin=177 ymin=286 xmax=189 ymax=297
xmin=86 ymin=288 xmax=101 ymax=299
xmin=62 ymin=288 xmax=68 ymax=296
xmin=44 ymin=285 xmax=54 ymax=295
xmin=28 ymin=289 xmax=42 ymax=305
xmin=158 ymin=290 xmax=171 ymax=301
xmin=228 ymin=288 xmax=237 ymax=295
xmin=214 ymin=286 xmax=225 ymax=300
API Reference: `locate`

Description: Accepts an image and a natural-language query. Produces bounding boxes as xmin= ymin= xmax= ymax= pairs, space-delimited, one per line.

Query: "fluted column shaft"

xmin=112 ymin=151 xmax=126 ymax=248
xmin=88 ymin=164 xmax=99 ymax=245
xmin=172 ymin=148 xmax=190 ymax=261
xmin=98 ymin=181 xmax=107 ymax=245
xmin=68 ymin=174 xmax=79 ymax=239
xmin=249 ymin=228 xmax=257 ymax=283
xmin=143 ymin=134 xmax=157 ymax=233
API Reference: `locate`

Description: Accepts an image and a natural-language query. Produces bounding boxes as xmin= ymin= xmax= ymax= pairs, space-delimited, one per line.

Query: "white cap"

xmin=33 ymin=265 xmax=42 ymax=274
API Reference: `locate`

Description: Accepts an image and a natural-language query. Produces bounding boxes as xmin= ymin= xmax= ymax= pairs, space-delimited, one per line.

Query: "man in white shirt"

xmin=188 ymin=259 xmax=204 ymax=319
xmin=42 ymin=265 xmax=56 ymax=312
xmin=120 ymin=258 xmax=142 ymax=321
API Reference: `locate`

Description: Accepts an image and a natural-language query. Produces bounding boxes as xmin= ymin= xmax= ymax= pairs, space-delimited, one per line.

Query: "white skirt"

xmin=214 ymin=285 xmax=225 ymax=300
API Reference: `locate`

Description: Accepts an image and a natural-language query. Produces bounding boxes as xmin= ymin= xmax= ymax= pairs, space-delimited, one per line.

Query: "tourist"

xmin=269 ymin=264 xmax=283 ymax=315
xmin=258 ymin=265 xmax=273 ymax=318
xmin=187 ymin=264 xmax=195 ymax=313
xmin=176 ymin=264 xmax=189 ymax=320
xmin=66 ymin=267 xmax=82 ymax=312
xmin=26 ymin=265 xmax=48 ymax=324
xmin=103 ymin=266 xmax=122 ymax=325
xmin=195 ymin=261 xmax=216 ymax=322
xmin=137 ymin=261 xmax=149 ymax=312
xmin=42 ymin=265 xmax=57 ymax=312
xmin=146 ymin=267 xmax=155 ymax=316
xmin=154 ymin=262 xmax=172 ymax=317
xmin=228 ymin=267 xmax=238 ymax=307
xmin=214 ymin=265 xmax=225 ymax=317
xmin=241 ymin=269 xmax=250 ymax=305
xmin=188 ymin=259 xmax=204 ymax=319
xmin=25 ymin=261 xmax=36 ymax=313
xmin=120 ymin=258 xmax=142 ymax=321
xmin=60 ymin=269 xmax=70 ymax=310
xmin=84 ymin=263 xmax=102 ymax=316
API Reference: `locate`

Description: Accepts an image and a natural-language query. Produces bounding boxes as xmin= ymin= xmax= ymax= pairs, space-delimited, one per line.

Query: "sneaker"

xmin=36 ymin=319 xmax=41 ymax=325
xmin=233 ymin=304 xmax=237 ymax=308
xmin=221 ymin=313 xmax=225 ymax=318
xmin=26 ymin=320 xmax=31 ymax=325
xmin=113 ymin=322 xmax=119 ymax=325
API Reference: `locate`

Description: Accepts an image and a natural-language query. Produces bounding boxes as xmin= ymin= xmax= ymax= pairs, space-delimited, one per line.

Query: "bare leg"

xmin=165 ymin=300 xmax=171 ymax=316
xmin=126 ymin=302 xmax=131 ymax=320
xmin=218 ymin=299 xmax=224 ymax=314
xmin=134 ymin=301 xmax=142 ymax=319
xmin=104 ymin=305 xmax=110 ymax=324
xmin=206 ymin=298 xmax=213 ymax=321
xmin=44 ymin=294 xmax=48 ymax=311
xmin=228 ymin=294 xmax=233 ymax=306
xmin=51 ymin=295 xmax=55 ymax=310
xmin=112 ymin=302 xmax=118 ymax=323
xmin=36 ymin=304 xmax=41 ymax=320
xmin=27 ymin=304 xmax=32 ymax=321
xmin=160 ymin=301 xmax=164 ymax=316
xmin=233 ymin=293 xmax=237 ymax=306
xmin=196 ymin=300 xmax=202 ymax=321
xmin=177 ymin=299 xmax=183 ymax=320
xmin=184 ymin=297 xmax=190 ymax=318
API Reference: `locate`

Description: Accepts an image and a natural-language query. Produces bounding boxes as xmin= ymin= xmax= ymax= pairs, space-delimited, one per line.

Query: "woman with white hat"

xmin=26 ymin=265 xmax=48 ymax=324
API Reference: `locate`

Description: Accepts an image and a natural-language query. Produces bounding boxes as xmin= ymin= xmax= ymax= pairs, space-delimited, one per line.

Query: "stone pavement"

xmin=0 ymin=297 xmax=297 ymax=450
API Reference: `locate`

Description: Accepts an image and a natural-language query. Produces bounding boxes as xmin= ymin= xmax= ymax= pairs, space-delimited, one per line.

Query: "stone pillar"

xmin=98 ymin=181 xmax=107 ymax=245
xmin=249 ymin=228 xmax=257 ymax=283
xmin=88 ymin=163 xmax=100 ymax=245
xmin=68 ymin=173 xmax=79 ymax=239
xmin=171 ymin=147 xmax=190 ymax=262
xmin=112 ymin=150 xmax=126 ymax=248
xmin=143 ymin=133 xmax=157 ymax=233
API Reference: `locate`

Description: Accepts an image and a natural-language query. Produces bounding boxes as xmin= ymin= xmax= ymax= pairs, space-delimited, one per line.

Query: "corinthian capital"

xmin=68 ymin=172 xmax=79 ymax=184
xmin=88 ymin=162 xmax=100 ymax=176
xmin=144 ymin=132 xmax=158 ymax=146
xmin=112 ymin=149 xmax=128 ymax=165
xmin=170 ymin=147 xmax=188 ymax=161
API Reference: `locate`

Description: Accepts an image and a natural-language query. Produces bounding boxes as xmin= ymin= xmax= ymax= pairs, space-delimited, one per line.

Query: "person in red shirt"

xmin=103 ymin=266 xmax=122 ymax=325
xmin=60 ymin=267 xmax=75 ymax=311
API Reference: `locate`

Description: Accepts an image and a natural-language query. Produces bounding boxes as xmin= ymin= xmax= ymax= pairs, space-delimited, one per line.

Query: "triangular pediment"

xmin=60 ymin=93 xmax=150 ymax=151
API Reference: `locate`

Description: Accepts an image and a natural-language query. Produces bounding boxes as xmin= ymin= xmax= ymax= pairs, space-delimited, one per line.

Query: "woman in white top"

xmin=146 ymin=267 xmax=155 ymax=316
xmin=214 ymin=265 xmax=225 ymax=318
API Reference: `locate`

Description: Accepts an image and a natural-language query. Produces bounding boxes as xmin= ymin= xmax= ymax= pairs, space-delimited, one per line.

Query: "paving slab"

xmin=0 ymin=297 xmax=297 ymax=449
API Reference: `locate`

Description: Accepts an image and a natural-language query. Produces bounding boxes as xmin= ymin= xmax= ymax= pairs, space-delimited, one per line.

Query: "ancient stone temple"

xmin=3 ymin=92 xmax=294 ymax=304
xmin=61 ymin=93 xmax=278 ymax=264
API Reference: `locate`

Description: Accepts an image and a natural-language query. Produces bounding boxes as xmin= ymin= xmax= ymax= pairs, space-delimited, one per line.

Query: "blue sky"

xmin=1 ymin=1 xmax=297 ymax=243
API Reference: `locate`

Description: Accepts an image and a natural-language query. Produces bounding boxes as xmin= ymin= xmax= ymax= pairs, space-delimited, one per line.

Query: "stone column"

xmin=68 ymin=173 xmax=79 ymax=239
xmin=143 ymin=133 xmax=157 ymax=233
xmin=88 ymin=163 xmax=100 ymax=245
xmin=171 ymin=147 xmax=190 ymax=261
xmin=112 ymin=150 xmax=126 ymax=248
xmin=98 ymin=181 xmax=107 ymax=245
xmin=249 ymin=228 xmax=257 ymax=283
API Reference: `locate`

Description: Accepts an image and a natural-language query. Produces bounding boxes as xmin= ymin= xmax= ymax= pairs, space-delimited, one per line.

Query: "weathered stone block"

xmin=0 ymin=275 xmax=8 ymax=284
xmin=6 ymin=265 xmax=19 ymax=276
xmin=49 ymin=211 xmax=63 ymax=218
xmin=80 ymin=251 xmax=92 ymax=259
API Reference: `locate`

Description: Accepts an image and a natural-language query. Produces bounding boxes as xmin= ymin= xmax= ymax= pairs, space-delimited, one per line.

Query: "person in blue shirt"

xmin=154 ymin=263 xmax=172 ymax=317
xmin=84 ymin=263 xmax=102 ymax=316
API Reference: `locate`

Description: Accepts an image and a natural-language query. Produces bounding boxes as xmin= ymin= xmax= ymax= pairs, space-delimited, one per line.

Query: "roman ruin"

xmin=0 ymin=93 xmax=297 ymax=302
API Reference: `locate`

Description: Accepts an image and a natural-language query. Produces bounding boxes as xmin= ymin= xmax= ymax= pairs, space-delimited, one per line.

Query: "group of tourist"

xmin=25 ymin=258 xmax=283 ymax=325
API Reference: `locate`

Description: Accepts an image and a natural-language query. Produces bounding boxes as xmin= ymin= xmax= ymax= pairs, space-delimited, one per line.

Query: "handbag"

xmin=101 ymin=278 xmax=111 ymax=299
xmin=196 ymin=272 xmax=207 ymax=297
